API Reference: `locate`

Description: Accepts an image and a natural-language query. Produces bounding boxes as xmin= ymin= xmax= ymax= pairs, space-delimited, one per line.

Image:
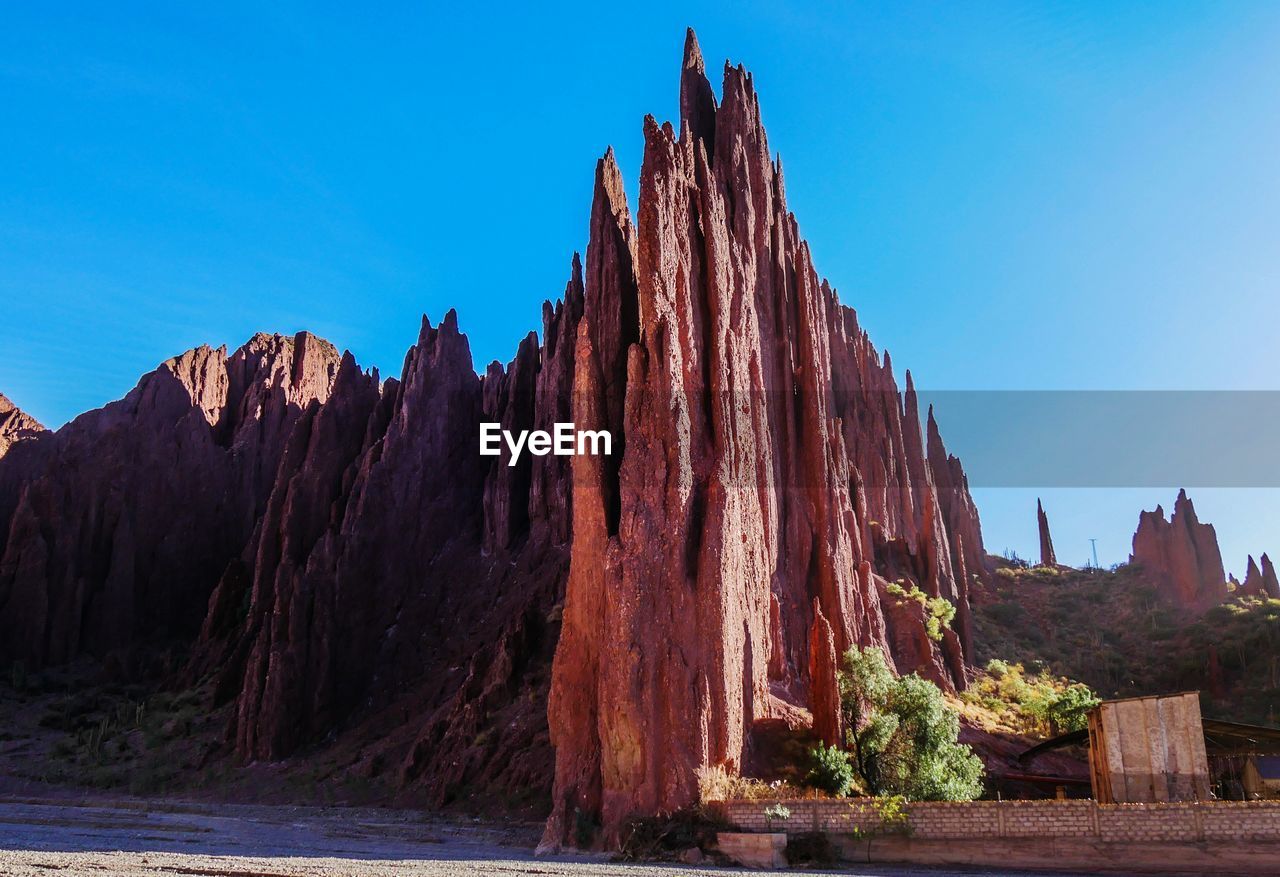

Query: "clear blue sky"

xmin=3 ymin=3 xmax=1279 ymax=574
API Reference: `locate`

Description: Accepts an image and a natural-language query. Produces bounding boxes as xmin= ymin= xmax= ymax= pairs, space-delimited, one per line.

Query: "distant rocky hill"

xmin=975 ymin=494 xmax=1280 ymax=727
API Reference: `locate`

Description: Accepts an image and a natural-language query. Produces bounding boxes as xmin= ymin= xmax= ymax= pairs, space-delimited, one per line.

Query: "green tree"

xmin=839 ymin=647 xmax=984 ymax=801
xmin=805 ymin=743 xmax=855 ymax=796
xmin=1041 ymin=683 xmax=1100 ymax=733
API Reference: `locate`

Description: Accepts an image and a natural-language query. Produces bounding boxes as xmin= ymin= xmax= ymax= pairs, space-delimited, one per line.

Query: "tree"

xmin=1040 ymin=683 xmax=1100 ymax=734
xmin=839 ymin=647 xmax=984 ymax=801
xmin=805 ymin=743 xmax=855 ymax=796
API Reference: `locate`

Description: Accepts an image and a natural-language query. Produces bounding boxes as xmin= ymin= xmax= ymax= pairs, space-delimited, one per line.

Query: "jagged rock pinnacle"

xmin=1037 ymin=498 xmax=1057 ymax=567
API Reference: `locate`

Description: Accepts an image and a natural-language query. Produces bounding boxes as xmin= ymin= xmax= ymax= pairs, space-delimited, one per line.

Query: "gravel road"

xmin=0 ymin=798 xmax=1138 ymax=876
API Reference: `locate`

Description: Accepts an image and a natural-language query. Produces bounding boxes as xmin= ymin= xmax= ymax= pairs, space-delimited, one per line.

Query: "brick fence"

xmin=711 ymin=797 xmax=1280 ymax=843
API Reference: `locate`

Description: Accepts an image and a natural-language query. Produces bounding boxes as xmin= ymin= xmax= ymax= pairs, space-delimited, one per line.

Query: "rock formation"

xmin=808 ymin=599 xmax=841 ymax=748
xmin=215 ymin=299 xmax=581 ymax=805
xmin=0 ymin=30 xmax=991 ymax=843
xmin=1037 ymin=498 xmax=1056 ymax=567
xmin=0 ymin=395 xmax=47 ymax=553
xmin=0 ymin=333 xmax=340 ymax=665
xmin=1239 ymin=553 xmax=1280 ymax=600
xmin=541 ymin=30 xmax=985 ymax=848
xmin=0 ymin=393 xmax=45 ymax=459
xmin=1130 ymin=489 xmax=1227 ymax=612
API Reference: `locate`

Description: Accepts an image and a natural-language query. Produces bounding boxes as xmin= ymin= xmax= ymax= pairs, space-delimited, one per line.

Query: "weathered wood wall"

xmin=1087 ymin=692 xmax=1210 ymax=804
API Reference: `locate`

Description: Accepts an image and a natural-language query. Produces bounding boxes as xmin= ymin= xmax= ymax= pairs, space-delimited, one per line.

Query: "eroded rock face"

xmin=226 ymin=315 xmax=511 ymax=755
xmin=541 ymin=30 xmax=985 ymax=848
xmin=208 ymin=275 xmax=585 ymax=806
xmin=1261 ymin=555 xmax=1279 ymax=599
xmin=0 ymin=396 xmax=47 ymax=556
xmin=877 ymin=579 xmax=965 ymax=693
xmin=1037 ymin=499 xmax=1057 ymax=567
xmin=1130 ymin=489 xmax=1227 ymax=612
xmin=808 ymin=599 xmax=840 ymax=748
xmin=0 ymin=393 xmax=45 ymax=459
xmin=0 ymin=333 xmax=339 ymax=666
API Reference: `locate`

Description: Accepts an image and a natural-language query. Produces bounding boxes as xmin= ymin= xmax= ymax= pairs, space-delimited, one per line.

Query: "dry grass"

xmin=694 ymin=765 xmax=818 ymax=803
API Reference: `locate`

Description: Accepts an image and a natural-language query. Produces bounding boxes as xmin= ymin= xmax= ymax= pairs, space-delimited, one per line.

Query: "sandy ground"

xmin=0 ymin=797 xmax=1141 ymax=876
xmin=0 ymin=797 xmax=786 ymax=876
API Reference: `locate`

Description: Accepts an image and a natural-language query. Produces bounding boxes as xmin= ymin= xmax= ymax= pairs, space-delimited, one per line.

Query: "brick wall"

xmin=711 ymin=798 xmax=1280 ymax=844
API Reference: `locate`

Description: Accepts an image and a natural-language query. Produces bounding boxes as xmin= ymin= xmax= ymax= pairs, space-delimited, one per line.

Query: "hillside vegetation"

xmin=974 ymin=561 xmax=1280 ymax=726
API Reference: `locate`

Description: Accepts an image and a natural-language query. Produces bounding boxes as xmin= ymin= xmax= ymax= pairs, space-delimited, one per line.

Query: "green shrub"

xmin=764 ymin=802 xmax=792 ymax=829
xmin=804 ymin=744 xmax=854 ymax=797
xmin=883 ymin=583 xmax=957 ymax=641
xmin=839 ymin=647 xmax=984 ymax=801
xmin=1039 ymin=686 xmax=1100 ymax=732
xmin=924 ymin=595 xmax=956 ymax=641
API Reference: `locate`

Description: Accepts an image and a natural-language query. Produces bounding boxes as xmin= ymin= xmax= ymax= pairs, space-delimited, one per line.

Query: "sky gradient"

xmin=3 ymin=2 xmax=1278 ymax=574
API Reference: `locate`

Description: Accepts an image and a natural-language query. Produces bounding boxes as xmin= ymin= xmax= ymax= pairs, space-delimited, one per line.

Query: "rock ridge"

xmin=0 ymin=333 xmax=339 ymax=665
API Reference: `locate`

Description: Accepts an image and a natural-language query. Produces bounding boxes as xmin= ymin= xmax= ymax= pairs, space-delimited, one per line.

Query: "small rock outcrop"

xmin=1239 ymin=553 xmax=1280 ymax=599
xmin=0 ymin=393 xmax=45 ymax=458
xmin=1130 ymin=489 xmax=1227 ymax=612
xmin=1037 ymin=499 xmax=1057 ymax=567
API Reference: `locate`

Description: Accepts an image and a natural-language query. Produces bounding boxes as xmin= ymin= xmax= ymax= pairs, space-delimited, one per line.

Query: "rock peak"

xmin=1131 ymin=489 xmax=1227 ymax=612
xmin=681 ymin=27 xmax=705 ymax=74
xmin=1263 ymin=554 xmax=1280 ymax=599
xmin=679 ymin=27 xmax=717 ymax=156
xmin=1037 ymin=498 xmax=1057 ymax=567
xmin=1240 ymin=552 xmax=1280 ymax=599
xmin=0 ymin=392 xmax=45 ymax=458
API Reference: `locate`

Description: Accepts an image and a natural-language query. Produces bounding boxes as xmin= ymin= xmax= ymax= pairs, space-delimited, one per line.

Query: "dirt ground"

xmin=0 ymin=797 xmax=814 ymax=876
xmin=0 ymin=664 xmax=1138 ymax=876
xmin=0 ymin=796 xmax=1153 ymax=877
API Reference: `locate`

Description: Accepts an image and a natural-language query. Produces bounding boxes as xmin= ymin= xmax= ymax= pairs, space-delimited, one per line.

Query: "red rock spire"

xmin=1131 ymin=489 xmax=1228 ymax=611
xmin=542 ymin=31 xmax=987 ymax=849
xmin=679 ymin=28 xmax=717 ymax=156
xmin=1240 ymin=553 xmax=1280 ymax=599
xmin=809 ymin=599 xmax=841 ymax=748
xmin=1037 ymin=498 xmax=1057 ymax=567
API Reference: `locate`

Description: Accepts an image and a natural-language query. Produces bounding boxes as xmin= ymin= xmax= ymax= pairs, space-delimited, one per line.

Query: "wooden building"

xmin=1086 ymin=692 xmax=1211 ymax=804
xmin=1022 ymin=692 xmax=1280 ymax=802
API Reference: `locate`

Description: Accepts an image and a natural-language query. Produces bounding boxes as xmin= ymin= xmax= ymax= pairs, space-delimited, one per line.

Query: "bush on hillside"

xmin=963 ymin=660 xmax=1099 ymax=735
